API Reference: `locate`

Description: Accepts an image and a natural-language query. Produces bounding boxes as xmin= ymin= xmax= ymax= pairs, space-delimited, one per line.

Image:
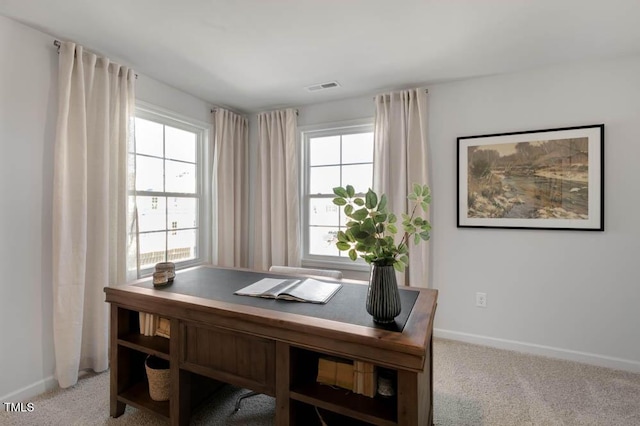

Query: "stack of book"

xmin=316 ymin=357 xmax=377 ymax=398
xmin=353 ymin=360 xmax=377 ymax=397
xmin=316 ymin=357 xmax=354 ymax=390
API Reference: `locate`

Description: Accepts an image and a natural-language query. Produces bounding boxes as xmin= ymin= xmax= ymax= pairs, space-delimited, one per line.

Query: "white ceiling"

xmin=2 ymin=0 xmax=640 ymax=113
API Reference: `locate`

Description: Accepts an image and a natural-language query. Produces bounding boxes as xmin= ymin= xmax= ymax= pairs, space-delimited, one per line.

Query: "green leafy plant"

xmin=332 ymin=183 xmax=432 ymax=272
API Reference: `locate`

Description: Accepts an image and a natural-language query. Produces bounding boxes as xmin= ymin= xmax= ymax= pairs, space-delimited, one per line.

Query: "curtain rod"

xmin=373 ymin=88 xmax=428 ymax=100
xmin=210 ymin=106 xmax=248 ymax=117
xmin=211 ymin=108 xmax=299 ymax=118
xmin=53 ymin=40 xmax=138 ymax=79
xmin=211 ymin=107 xmax=300 ymax=117
xmin=245 ymin=108 xmax=299 ymax=116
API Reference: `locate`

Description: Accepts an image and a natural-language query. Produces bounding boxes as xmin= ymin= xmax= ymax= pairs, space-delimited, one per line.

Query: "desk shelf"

xmin=118 ymin=333 xmax=170 ymax=360
xmin=118 ymin=380 xmax=170 ymax=419
xmin=291 ymin=383 xmax=397 ymax=426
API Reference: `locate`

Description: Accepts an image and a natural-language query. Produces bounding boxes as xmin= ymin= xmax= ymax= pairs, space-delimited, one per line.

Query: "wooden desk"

xmin=104 ymin=265 xmax=438 ymax=425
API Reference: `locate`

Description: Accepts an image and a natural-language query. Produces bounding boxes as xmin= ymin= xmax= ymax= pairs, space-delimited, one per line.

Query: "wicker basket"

xmin=145 ymin=356 xmax=170 ymax=401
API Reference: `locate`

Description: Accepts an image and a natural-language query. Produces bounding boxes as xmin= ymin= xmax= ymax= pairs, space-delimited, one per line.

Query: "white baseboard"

xmin=434 ymin=328 xmax=640 ymax=373
xmin=0 ymin=376 xmax=57 ymax=403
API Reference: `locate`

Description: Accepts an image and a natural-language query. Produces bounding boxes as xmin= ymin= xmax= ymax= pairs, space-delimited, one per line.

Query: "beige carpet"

xmin=2 ymin=338 xmax=639 ymax=425
xmin=434 ymin=339 xmax=640 ymax=425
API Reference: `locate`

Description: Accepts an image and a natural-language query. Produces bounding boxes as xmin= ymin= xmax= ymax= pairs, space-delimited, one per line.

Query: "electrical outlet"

xmin=476 ymin=292 xmax=487 ymax=308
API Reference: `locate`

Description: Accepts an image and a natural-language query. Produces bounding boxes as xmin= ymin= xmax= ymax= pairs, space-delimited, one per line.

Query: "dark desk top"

xmin=133 ymin=266 xmax=418 ymax=332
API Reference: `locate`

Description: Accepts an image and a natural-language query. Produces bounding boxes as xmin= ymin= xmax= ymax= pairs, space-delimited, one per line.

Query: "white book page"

xmin=283 ymin=278 xmax=342 ymax=303
xmin=234 ymin=278 xmax=300 ymax=297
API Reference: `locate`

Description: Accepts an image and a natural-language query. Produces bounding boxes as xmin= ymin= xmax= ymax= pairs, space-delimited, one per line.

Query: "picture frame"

xmin=457 ymin=124 xmax=604 ymax=231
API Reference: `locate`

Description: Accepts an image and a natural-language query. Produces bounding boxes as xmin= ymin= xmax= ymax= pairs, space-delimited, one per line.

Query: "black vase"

xmin=366 ymin=263 xmax=401 ymax=323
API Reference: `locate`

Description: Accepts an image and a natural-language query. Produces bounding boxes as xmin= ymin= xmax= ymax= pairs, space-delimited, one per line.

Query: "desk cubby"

xmin=113 ymin=338 xmax=171 ymax=419
xmin=117 ymin=371 xmax=171 ymax=419
xmin=111 ymin=306 xmax=222 ymax=422
xmin=288 ymin=346 xmax=398 ymax=426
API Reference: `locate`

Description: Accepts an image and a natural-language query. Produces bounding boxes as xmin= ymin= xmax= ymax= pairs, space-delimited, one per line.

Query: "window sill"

xmin=301 ymin=257 xmax=370 ymax=273
xmin=138 ymin=259 xmax=205 ymax=279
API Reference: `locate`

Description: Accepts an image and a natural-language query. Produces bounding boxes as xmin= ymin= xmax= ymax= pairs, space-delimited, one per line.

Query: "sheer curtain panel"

xmin=213 ymin=108 xmax=249 ymax=267
xmin=373 ymin=89 xmax=430 ymax=288
xmin=253 ymin=109 xmax=301 ymax=270
xmin=52 ymin=42 xmax=136 ymax=388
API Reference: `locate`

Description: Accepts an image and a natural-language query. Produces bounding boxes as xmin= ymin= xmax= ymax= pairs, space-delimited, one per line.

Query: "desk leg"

xmin=397 ymin=344 xmax=432 ymax=426
xmin=275 ymin=341 xmax=290 ymax=426
xmin=109 ymin=305 xmax=125 ymax=417
xmin=109 ymin=360 xmax=126 ymax=417
xmin=429 ymin=334 xmax=434 ymax=425
xmin=170 ymin=320 xmax=190 ymax=426
xmin=397 ymin=370 xmax=418 ymax=425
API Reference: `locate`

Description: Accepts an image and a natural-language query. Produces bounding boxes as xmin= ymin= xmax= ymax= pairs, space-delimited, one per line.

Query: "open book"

xmin=234 ymin=278 xmax=342 ymax=304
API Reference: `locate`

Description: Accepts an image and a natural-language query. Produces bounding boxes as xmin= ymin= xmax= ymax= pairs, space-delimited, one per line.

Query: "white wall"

xmin=0 ymin=13 xmax=58 ymax=402
xmin=0 ymin=15 xmax=213 ymax=401
xmin=280 ymin=56 xmax=640 ymax=371
xmin=136 ymin=75 xmax=212 ymax=124
xmin=296 ymin=96 xmax=374 ymax=128
xmin=429 ymin=56 xmax=640 ymax=371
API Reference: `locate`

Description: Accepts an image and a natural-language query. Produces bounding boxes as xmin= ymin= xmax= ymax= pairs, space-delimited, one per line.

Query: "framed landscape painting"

xmin=457 ymin=124 xmax=604 ymax=230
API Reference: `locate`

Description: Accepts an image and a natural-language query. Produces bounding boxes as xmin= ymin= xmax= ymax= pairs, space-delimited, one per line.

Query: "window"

xmin=301 ymin=120 xmax=374 ymax=268
xmin=132 ymin=104 xmax=209 ymax=275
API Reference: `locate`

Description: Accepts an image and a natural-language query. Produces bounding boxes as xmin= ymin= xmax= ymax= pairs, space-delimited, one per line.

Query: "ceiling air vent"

xmin=305 ymin=81 xmax=341 ymax=92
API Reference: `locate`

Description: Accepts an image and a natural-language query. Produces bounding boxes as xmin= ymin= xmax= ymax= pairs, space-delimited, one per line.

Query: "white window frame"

xmin=300 ymin=118 xmax=374 ymax=271
xmin=134 ymin=101 xmax=212 ymax=277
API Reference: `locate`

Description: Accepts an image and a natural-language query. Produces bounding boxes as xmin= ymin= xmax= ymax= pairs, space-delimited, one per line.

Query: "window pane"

xmin=309 ymin=166 xmax=340 ymax=195
xmin=168 ymin=197 xmax=197 ymax=229
xmin=168 ymin=229 xmax=197 ymax=262
xmin=342 ymin=132 xmax=373 ymax=164
xmin=166 ymin=126 xmax=196 ymax=163
xmin=309 ymin=197 xmax=339 ymax=226
xmin=166 ymin=160 xmax=196 ymax=194
xmin=341 ymin=164 xmax=373 ymax=193
xmin=309 ymin=136 xmax=340 ymax=166
xmin=139 ymin=231 xmax=166 ymax=269
xmin=308 ymin=226 xmax=340 ymax=256
xmin=138 ymin=196 xmax=166 ymax=232
xmin=136 ymin=155 xmax=164 ymax=192
xmin=135 ymin=118 xmax=163 ymax=157
xmin=340 ymin=211 xmax=353 ymax=227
